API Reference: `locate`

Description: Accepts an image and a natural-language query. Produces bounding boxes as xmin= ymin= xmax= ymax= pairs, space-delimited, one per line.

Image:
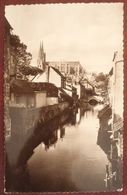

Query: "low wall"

xmin=9 ymin=101 xmax=70 ymax=139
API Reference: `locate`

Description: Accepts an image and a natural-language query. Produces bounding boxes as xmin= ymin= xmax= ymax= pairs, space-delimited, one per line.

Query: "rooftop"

xmin=50 ymin=66 xmax=66 ymax=79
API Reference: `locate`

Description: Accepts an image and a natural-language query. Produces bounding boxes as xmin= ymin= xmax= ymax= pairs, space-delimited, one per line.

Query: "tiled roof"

xmin=11 ymin=79 xmax=34 ymax=93
xmin=11 ymin=79 xmax=58 ymax=94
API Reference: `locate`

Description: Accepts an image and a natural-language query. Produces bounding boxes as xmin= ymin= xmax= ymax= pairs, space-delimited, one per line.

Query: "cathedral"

xmin=37 ymin=42 xmax=46 ymax=71
xmin=37 ymin=42 xmax=84 ymax=83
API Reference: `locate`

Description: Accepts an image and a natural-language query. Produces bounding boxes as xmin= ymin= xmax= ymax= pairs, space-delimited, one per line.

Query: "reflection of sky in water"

xmin=27 ymin=107 xmax=109 ymax=192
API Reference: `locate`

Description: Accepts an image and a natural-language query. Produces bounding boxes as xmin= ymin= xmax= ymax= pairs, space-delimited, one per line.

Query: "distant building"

xmin=79 ymin=78 xmax=95 ymax=100
xmin=33 ymin=43 xmax=82 ymax=102
xmin=47 ymin=61 xmax=84 ymax=83
xmin=47 ymin=61 xmax=80 ymax=74
xmin=37 ymin=42 xmax=46 ymax=71
xmin=32 ymin=66 xmax=65 ymax=88
xmin=37 ymin=42 xmax=85 ymax=80
xmin=48 ymin=66 xmax=66 ymax=88
xmin=32 ymin=64 xmax=77 ymax=103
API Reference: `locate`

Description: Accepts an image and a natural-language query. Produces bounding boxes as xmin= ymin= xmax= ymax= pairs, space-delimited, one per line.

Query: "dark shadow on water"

xmin=97 ymin=107 xmax=123 ymax=191
xmin=5 ymin=104 xmax=122 ymax=192
xmin=5 ymin=109 xmax=77 ymax=191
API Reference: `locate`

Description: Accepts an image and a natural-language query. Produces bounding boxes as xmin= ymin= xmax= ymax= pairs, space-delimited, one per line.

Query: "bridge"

xmin=88 ymin=96 xmax=103 ymax=105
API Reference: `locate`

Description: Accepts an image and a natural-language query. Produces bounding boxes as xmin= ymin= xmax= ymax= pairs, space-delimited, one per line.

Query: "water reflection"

xmin=97 ymin=107 xmax=123 ymax=191
xmin=6 ymin=109 xmax=77 ymax=191
xmin=6 ymin=104 xmax=122 ymax=192
xmin=16 ymin=109 xmax=77 ymax=166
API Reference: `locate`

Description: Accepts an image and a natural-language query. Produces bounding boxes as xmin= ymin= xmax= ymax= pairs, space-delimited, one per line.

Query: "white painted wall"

xmin=35 ymin=91 xmax=47 ymax=107
xmin=32 ymin=72 xmax=48 ymax=83
xmin=49 ymin=67 xmax=61 ymax=88
xmin=109 ymin=51 xmax=123 ymax=120
xmin=108 ymin=74 xmax=114 ymax=106
xmin=10 ymin=94 xmax=35 ymax=108
xmin=113 ymin=61 xmax=123 ymax=118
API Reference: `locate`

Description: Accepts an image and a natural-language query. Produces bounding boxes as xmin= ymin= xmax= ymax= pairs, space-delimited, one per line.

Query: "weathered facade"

xmin=4 ymin=18 xmax=14 ymax=138
xmin=108 ymin=51 xmax=123 ymax=134
xmin=108 ymin=51 xmax=123 ymax=119
xmin=112 ymin=51 xmax=123 ymax=159
xmin=9 ymin=79 xmax=71 ymax=139
xmin=10 ymin=80 xmax=59 ymax=107
xmin=103 ymin=51 xmax=123 ymax=190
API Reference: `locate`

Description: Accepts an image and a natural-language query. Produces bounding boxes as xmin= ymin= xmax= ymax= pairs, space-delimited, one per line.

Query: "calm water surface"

xmin=26 ymin=104 xmax=109 ymax=192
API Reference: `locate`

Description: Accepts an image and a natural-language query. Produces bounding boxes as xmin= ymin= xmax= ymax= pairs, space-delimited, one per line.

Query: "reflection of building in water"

xmin=60 ymin=126 xmax=65 ymax=139
xmin=44 ymin=129 xmax=58 ymax=150
xmin=76 ymin=108 xmax=81 ymax=124
xmin=71 ymin=108 xmax=77 ymax=125
xmin=108 ymin=51 xmax=123 ymax=190
xmin=98 ymin=51 xmax=123 ymax=191
xmin=6 ymin=103 xmax=80 ymax=191
xmin=108 ymin=51 xmax=123 ymax=160
xmin=97 ymin=106 xmax=122 ymax=191
xmin=5 ymin=108 xmax=77 ymax=191
xmin=8 ymin=109 xmax=76 ymax=166
xmin=79 ymin=103 xmax=94 ymax=120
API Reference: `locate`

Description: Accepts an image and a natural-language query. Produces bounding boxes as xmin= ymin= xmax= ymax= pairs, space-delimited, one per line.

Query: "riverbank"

xmin=6 ymin=104 xmax=110 ymax=192
xmin=97 ymin=104 xmax=123 ymax=191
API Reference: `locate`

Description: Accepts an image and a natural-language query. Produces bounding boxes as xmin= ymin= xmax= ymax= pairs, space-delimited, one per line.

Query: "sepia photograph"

xmin=4 ymin=3 xmax=123 ymax=192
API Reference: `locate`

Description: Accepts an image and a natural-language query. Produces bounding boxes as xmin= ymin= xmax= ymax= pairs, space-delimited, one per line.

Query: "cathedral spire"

xmin=37 ymin=41 xmax=46 ymax=70
xmin=41 ymin=41 xmax=44 ymax=52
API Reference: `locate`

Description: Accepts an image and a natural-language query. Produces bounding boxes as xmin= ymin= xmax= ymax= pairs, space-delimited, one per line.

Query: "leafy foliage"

xmin=94 ymin=72 xmax=109 ymax=92
xmin=95 ymin=72 xmax=108 ymax=82
xmin=10 ymin=34 xmax=32 ymax=78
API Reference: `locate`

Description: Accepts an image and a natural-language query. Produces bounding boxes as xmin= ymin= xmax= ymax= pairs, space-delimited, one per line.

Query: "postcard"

xmin=0 ymin=1 xmax=126 ymax=194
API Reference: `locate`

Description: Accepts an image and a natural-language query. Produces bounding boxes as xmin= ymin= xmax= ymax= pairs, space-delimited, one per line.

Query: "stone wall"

xmin=9 ymin=101 xmax=70 ymax=139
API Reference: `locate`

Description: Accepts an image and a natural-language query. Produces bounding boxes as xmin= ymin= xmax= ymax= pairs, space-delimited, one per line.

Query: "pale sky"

xmin=5 ymin=3 xmax=123 ymax=73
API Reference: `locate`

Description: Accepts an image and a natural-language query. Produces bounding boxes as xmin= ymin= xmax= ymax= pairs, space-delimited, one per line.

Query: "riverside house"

xmin=10 ymin=79 xmax=58 ymax=108
xmin=108 ymin=51 xmax=123 ymax=157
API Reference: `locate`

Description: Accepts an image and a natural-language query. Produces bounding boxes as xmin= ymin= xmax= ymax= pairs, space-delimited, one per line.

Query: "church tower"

xmin=37 ymin=42 xmax=46 ymax=70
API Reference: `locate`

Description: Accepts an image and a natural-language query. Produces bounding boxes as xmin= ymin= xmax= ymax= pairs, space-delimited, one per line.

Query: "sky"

xmin=5 ymin=3 xmax=123 ymax=73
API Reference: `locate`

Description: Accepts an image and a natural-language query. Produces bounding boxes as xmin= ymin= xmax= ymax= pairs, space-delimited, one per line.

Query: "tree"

xmin=10 ymin=34 xmax=32 ymax=79
xmin=94 ymin=72 xmax=108 ymax=92
xmin=95 ymin=72 xmax=107 ymax=82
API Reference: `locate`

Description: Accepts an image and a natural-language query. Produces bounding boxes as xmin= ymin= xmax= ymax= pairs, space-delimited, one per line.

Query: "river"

xmin=6 ymin=103 xmax=120 ymax=192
